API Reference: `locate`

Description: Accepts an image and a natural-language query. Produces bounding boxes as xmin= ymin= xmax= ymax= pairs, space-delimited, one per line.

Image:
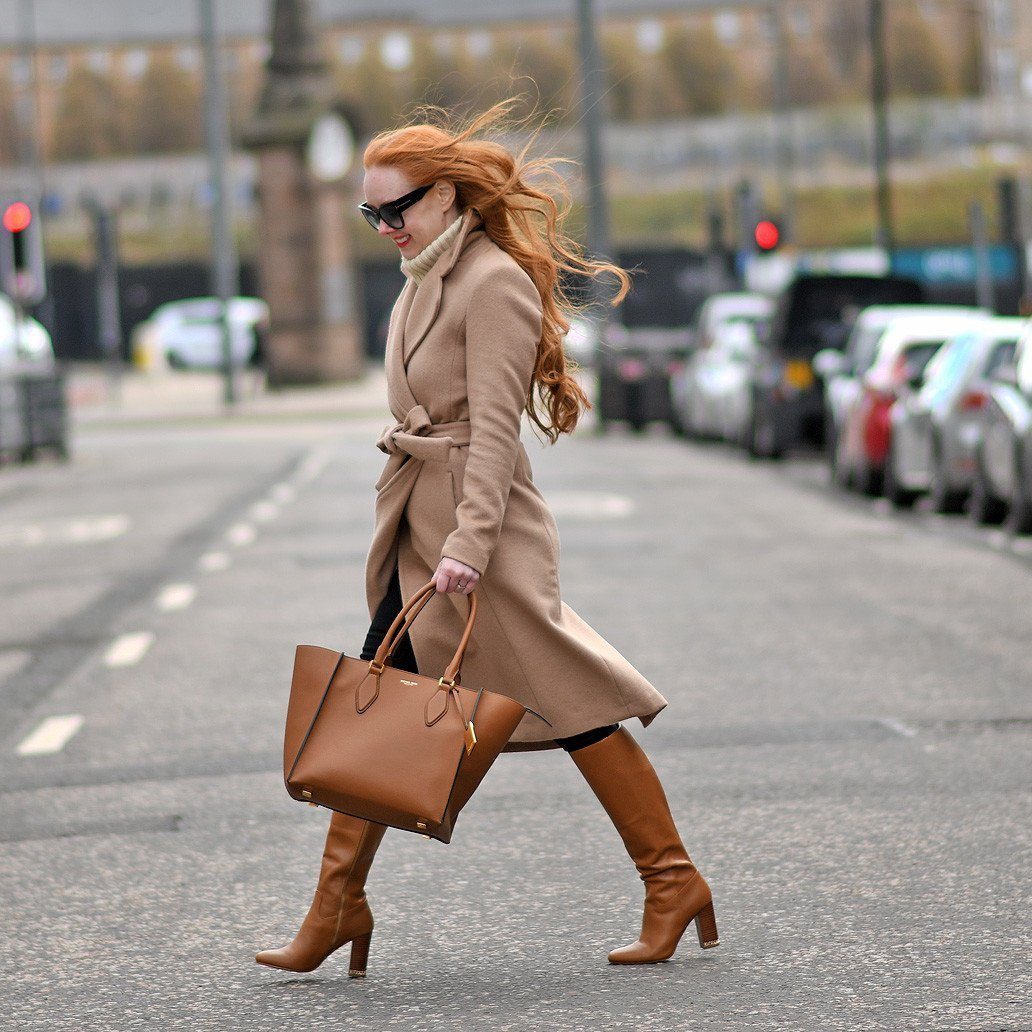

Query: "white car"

xmin=0 ymin=293 xmax=55 ymax=369
xmin=670 ymin=291 xmax=773 ymax=436
xmin=131 ymin=296 xmax=270 ymax=371
xmin=814 ymin=304 xmax=992 ymax=482
xmin=562 ymin=314 xmax=602 ymax=368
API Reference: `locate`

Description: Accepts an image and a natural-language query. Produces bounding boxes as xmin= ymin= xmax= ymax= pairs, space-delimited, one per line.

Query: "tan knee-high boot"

xmin=256 ymin=810 xmax=388 ymax=976
xmin=569 ymin=726 xmax=720 ymax=964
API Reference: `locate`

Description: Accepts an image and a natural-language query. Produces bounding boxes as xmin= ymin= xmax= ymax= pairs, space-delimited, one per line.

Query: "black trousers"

xmin=361 ymin=564 xmax=618 ymax=753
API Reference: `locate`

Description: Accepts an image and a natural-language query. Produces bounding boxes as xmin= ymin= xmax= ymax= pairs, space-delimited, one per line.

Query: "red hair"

xmin=362 ymin=98 xmax=631 ymax=444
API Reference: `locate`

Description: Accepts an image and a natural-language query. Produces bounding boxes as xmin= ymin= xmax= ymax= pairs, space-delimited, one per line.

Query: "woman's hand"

xmin=436 ymin=556 xmax=480 ymax=595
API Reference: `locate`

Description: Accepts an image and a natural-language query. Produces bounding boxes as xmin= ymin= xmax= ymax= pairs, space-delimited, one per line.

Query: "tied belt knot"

xmin=376 ymin=405 xmax=472 ymax=463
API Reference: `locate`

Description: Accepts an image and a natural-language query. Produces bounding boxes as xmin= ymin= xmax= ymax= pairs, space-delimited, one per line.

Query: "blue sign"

xmin=890 ymin=245 xmax=1019 ymax=285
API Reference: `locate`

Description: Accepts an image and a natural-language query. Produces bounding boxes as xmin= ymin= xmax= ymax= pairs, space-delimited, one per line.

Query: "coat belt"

xmin=376 ymin=405 xmax=472 ymax=462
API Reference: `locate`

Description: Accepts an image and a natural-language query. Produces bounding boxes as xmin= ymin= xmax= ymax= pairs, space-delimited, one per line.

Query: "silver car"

xmin=885 ymin=318 xmax=1023 ymax=510
xmin=969 ymin=319 xmax=1032 ymax=532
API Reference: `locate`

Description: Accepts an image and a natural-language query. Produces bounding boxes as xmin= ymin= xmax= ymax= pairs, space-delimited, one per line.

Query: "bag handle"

xmin=371 ymin=577 xmax=478 ymax=686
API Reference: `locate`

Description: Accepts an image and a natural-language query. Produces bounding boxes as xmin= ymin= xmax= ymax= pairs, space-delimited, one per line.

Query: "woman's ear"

xmin=435 ymin=179 xmax=457 ymax=211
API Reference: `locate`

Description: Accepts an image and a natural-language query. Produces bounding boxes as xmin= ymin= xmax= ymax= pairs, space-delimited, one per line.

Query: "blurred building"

xmin=0 ymin=0 xmax=1025 ymax=167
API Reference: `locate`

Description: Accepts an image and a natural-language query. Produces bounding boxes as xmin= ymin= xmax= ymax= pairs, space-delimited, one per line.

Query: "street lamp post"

xmin=870 ymin=0 xmax=895 ymax=255
xmin=575 ymin=0 xmax=613 ymax=317
xmin=199 ymin=0 xmax=240 ymax=407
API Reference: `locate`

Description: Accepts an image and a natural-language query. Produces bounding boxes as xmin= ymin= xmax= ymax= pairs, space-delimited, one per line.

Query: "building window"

xmin=989 ymin=0 xmax=1014 ymax=37
xmin=8 ymin=55 xmax=30 ymax=86
xmin=713 ymin=11 xmax=741 ymax=45
xmin=788 ymin=5 xmax=811 ymax=38
xmin=123 ymin=48 xmax=149 ymax=79
xmin=87 ymin=49 xmax=111 ymax=74
xmin=175 ymin=46 xmax=199 ymax=72
xmin=635 ymin=19 xmax=664 ymax=54
xmin=432 ymin=33 xmax=455 ymax=57
xmin=48 ymin=54 xmax=70 ymax=83
xmin=380 ymin=31 xmax=413 ymax=71
xmin=465 ymin=31 xmax=492 ymax=59
xmin=339 ymin=35 xmax=364 ymax=65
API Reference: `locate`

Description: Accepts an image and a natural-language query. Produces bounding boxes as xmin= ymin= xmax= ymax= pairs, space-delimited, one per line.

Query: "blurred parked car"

xmin=0 ymin=293 xmax=55 ymax=369
xmin=834 ymin=310 xmax=991 ymax=495
xmin=969 ymin=319 xmax=1032 ymax=532
xmin=815 ymin=304 xmax=992 ymax=487
xmin=131 ymin=297 xmax=270 ymax=371
xmin=885 ymin=317 xmax=1021 ymax=510
xmin=670 ymin=291 xmax=772 ymax=436
xmin=675 ymin=322 xmax=761 ymax=443
xmin=562 ymin=314 xmax=602 ymax=369
xmin=746 ymin=273 xmax=925 ymax=458
xmin=596 ymin=323 xmax=693 ymax=433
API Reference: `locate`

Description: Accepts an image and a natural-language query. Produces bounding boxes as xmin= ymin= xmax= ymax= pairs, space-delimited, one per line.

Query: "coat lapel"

xmin=402 ymin=207 xmax=485 ymax=369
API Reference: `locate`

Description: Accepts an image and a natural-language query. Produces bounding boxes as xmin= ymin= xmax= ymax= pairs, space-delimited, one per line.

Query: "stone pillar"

xmin=242 ymin=0 xmax=364 ymax=385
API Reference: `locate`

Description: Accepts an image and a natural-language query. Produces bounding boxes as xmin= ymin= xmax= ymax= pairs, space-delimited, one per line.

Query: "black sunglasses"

xmin=358 ymin=184 xmax=433 ymax=231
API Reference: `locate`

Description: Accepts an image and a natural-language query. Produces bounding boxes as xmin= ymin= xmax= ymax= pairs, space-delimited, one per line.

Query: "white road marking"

xmin=249 ymin=500 xmax=280 ymax=522
xmin=294 ymin=450 xmax=333 ymax=484
xmin=226 ymin=523 xmax=256 ymax=546
xmin=0 ymin=648 xmax=31 ymax=684
xmin=545 ymin=491 xmax=636 ymax=519
xmin=877 ymin=717 xmax=918 ymax=738
xmin=0 ymin=514 xmax=130 ymax=549
xmin=198 ymin=551 xmax=230 ymax=572
xmin=270 ymin=483 xmax=296 ymax=504
xmin=156 ymin=583 xmax=196 ymax=611
xmin=104 ymin=631 xmax=155 ymax=667
xmin=16 ymin=714 xmax=84 ymax=756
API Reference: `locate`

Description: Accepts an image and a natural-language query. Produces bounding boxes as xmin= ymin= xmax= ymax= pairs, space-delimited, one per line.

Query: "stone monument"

xmin=242 ymin=0 xmax=365 ymax=385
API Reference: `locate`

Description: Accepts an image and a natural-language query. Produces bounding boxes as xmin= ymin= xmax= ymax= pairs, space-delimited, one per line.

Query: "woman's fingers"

xmin=436 ymin=558 xmax=480 ymax=594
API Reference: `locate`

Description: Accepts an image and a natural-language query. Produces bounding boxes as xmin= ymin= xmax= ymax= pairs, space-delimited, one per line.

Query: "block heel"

xmin=694 ymin=899 xmax=719 ymax=949
xmin=348 ymin=930 xmax=372 ymax=977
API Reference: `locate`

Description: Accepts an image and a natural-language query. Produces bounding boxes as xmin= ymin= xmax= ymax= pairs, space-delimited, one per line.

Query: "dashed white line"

xmin=104 ymin=631 xmax=155 ymax=667
xmin=877 ymin=717 xmax=918 ymax=738
xmin=198 ymin=551 xmax=230 ymax=572
xmin=249 ymin=501 xmax=280 ymax=523
xmin=226 ymin=523 xmax=256 ymax=546
xmin=16 ymin=714 xmax=84 ymax=756
xmin=156 ymin=583 xmax=196 ymax=611
xmin=270 ymin=483 xmax=296 ymax=505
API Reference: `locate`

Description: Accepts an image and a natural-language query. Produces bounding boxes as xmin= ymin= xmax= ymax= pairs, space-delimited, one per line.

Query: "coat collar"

xmin=402 ymin=206 xmax=484 ymax=367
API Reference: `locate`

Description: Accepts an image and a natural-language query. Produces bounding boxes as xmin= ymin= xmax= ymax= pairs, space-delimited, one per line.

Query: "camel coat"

xmin=363 ymin=207 xmax=668 ymax=752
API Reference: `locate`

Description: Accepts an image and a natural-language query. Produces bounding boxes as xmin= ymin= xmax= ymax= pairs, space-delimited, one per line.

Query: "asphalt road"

xmin=1 ymin=410 xmax=1030 ymax=1032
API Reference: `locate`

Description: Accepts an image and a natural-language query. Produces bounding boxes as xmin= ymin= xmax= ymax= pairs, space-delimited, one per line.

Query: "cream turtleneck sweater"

xmin=400 ymin=213 xmax=464 ymax=283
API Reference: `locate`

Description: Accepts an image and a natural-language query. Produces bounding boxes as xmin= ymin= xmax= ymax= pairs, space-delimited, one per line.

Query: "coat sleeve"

xmin=440 ymin=262 xmax=542 ymax=576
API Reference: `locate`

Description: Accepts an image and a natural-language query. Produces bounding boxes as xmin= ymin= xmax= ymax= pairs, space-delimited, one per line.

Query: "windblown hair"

xmin=362 ymin=97 xmax=631 ymax=444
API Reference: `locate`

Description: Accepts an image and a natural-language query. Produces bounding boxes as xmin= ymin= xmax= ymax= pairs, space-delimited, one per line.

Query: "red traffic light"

xmin=3 ymin=202 xmax=32 ymax=234
xmin=754 ymin=219 xmax=780 ymax=251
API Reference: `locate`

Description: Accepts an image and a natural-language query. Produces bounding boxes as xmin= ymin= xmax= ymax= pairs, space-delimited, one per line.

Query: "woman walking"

xmin=256 ymin=100 xmax=719 ymax=976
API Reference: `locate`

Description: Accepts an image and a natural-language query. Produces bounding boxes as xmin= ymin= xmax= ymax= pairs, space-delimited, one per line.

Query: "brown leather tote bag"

xmin=283 ymin=578 xmax=529 ymax=843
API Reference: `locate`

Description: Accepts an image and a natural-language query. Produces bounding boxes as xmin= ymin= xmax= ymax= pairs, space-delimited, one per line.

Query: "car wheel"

xmin=167 ymin=351 xmax=186 ymax=370
xmin=1006 ymin=446 xmax=1032 ymax=534
xmin=929 ymin=440 xmax=965 ymax=515
xmin=884 ymin=441 xmax=920 ymax=509
xmin=856 ymin=460 xmax=884 ymax=498
xmin=969 ymin=458 xmax=1007 ymax=526
xmin=746 ymin=405 xmax=782 ymax=460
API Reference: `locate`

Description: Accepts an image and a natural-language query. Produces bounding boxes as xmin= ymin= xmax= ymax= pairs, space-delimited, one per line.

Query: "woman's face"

xmin=362 ymin=165 xmax=458 ymax=259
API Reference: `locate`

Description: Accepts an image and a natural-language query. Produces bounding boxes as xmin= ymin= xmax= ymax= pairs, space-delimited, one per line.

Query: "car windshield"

xmin=984 ymin=338 xmax=1018 ymax=378
xmin=900 ymin=340 xmax=947 ymax=383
